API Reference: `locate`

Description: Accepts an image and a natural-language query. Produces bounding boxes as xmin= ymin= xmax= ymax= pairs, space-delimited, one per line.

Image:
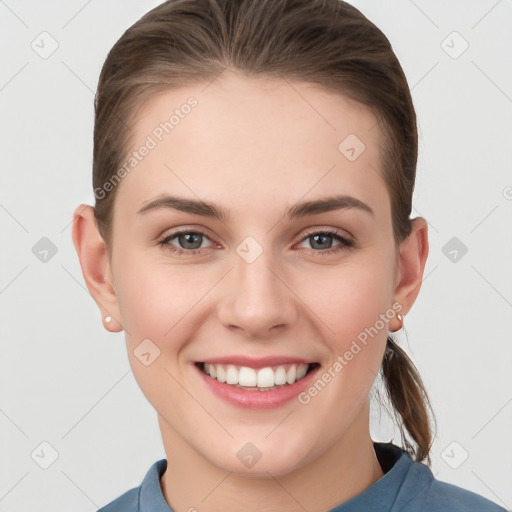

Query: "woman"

xmin=72 ymin=0 xmax=507 ymax=510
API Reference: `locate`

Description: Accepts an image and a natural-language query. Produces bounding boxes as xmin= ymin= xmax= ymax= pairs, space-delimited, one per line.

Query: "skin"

xmin=72 ymin=69 xmax=428 ymax=512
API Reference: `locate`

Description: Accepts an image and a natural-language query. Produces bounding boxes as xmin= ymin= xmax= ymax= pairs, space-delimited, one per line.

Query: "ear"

xmin=389 ymin=217 xmax=429 ymax=331
xmin=71 ymin=204 xmax=123 ymax=332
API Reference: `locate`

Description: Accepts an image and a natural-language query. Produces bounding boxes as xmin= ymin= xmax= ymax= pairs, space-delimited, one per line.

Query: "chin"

xmin=205 ymin=435 xmax=315 ymax=478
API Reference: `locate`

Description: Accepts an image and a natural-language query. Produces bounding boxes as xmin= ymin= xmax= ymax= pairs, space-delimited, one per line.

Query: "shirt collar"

xmin=139 ymin=458 xmax=171 ymax=512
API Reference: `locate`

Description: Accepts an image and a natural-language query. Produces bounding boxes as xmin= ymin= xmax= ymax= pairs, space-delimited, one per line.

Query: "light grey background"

xmin=1 ymin=0 xmax=511 ymax=511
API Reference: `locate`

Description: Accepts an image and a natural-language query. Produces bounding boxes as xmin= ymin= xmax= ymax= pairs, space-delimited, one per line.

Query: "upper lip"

xmin=198 ymin=356 xmax=317 ymax=369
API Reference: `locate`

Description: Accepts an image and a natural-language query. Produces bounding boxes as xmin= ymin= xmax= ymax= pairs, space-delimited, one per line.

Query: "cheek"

xmin=299 ymin=253 xmax=395 ymax=403
xmin=112 ymin=257 xmax=195 ymax=411
xmin=302 ymin=259 xmax=395 ymax=346
xmin=113 ymin=250 xmax=199 ymax=341
xmin=113 ymin=255 xmax=215 ymax=404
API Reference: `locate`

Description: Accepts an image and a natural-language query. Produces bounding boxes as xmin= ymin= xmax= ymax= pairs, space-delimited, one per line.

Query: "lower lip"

xmin=195 ymin=363 xmax=321 ymax=410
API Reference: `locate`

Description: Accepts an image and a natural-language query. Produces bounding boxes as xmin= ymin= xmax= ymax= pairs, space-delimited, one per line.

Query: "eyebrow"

xmin=136 ymin=194 xmax=374 ymax=220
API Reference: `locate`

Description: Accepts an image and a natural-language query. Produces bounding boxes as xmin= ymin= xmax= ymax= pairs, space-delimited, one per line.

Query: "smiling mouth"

xmin=196 ymin=362 xmax=320 ymax=391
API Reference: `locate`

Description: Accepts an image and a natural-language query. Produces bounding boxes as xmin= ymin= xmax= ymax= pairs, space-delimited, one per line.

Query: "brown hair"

xmin=92 ymin=0 xmax=435 ymax=463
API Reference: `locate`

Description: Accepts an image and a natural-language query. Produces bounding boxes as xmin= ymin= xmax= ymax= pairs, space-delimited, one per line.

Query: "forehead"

xmin=114 ymin=70 xmax=389 ymax=224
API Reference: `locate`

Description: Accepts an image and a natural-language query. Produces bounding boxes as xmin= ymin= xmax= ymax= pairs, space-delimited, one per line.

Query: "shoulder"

xmin=423 ymin=477 xmax=507 ymax=511
xmin=396 ymin=458 xmax=507 ymax=511
xmin=97 ymin=487 xmax=139 ymax=512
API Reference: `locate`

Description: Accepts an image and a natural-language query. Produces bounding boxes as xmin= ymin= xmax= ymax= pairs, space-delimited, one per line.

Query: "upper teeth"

xmin=203 ymin=363 xmax=309 ymax=388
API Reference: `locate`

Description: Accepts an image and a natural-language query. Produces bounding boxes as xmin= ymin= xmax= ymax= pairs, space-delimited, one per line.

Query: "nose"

xmin=216 ymin=249 xmax=298 ymax=338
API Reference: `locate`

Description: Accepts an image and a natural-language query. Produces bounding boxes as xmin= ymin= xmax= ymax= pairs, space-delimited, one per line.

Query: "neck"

xmin=159 ymin=406 xmax=384 ymax=512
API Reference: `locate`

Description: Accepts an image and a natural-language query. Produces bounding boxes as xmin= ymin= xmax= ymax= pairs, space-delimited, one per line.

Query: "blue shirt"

xmin=97 ymin=442 xmax=507 ymax=511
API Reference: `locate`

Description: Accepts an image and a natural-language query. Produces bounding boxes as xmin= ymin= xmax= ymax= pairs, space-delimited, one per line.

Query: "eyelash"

xmin=157 ymin=228 xmax=354 ymax=257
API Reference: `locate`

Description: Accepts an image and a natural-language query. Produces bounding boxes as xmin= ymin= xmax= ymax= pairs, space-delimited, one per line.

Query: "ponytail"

xmin=381 ymin=336 xmax=436 ymax=465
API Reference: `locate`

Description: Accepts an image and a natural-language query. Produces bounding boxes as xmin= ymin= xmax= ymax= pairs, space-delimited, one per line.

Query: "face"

xmin=103 ymin=70 xmax=401 ymax=476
